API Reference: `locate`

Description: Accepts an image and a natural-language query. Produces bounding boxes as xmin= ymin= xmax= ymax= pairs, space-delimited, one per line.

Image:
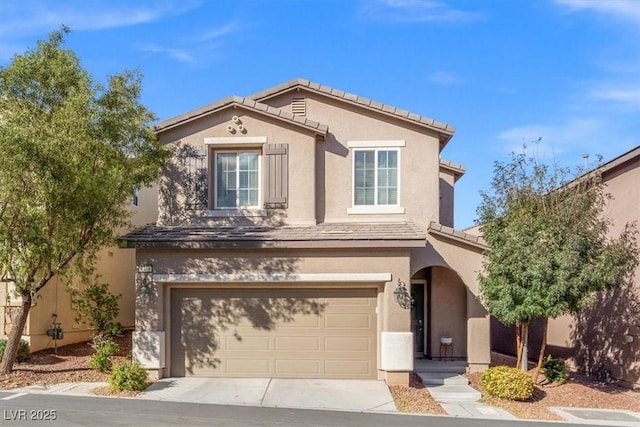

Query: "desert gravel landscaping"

xmin=0 ymin=331 xmax=133 ymax=391
xmin=389 ymin=352 xmax=639 ymax=419
xmin=2 ymin=336 xmax=638 ymax=420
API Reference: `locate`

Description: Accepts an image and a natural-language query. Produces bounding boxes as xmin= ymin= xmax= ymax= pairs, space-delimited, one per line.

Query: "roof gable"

xmin=154 ymin=95 xmax=329 ymax=136
xmin=250 ymin=78 xmax=455 ymax=146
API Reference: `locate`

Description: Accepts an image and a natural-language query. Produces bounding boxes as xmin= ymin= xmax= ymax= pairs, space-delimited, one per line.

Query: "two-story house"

xmin=120 ymin=79 xmax=489 ymax=385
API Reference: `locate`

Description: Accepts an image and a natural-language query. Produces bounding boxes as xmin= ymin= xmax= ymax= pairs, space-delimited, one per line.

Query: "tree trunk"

xmin=515 ymin=323 xmax=522 ymax=369
xmin=520 ymin=320 xmax=529 ymax=372
xmin=534 ymin=317 xmax=549 ymax=383
xmin=0 ymin=294 xmax=32 ymax=375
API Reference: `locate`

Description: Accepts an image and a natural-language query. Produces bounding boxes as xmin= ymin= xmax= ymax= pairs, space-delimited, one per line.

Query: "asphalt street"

xmin=0 ymin=391 xmax=589 ymax=427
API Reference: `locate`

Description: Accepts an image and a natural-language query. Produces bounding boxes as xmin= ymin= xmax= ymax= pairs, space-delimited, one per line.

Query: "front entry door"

xmin=411 ymin=282 xmax=425 ymax=355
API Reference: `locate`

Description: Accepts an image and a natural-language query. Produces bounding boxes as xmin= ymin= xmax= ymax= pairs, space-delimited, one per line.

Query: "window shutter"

xmin=263 ymin=143 xmax=288 ymax=208
xmin=184 ymin=146 xmax=208 ymax=210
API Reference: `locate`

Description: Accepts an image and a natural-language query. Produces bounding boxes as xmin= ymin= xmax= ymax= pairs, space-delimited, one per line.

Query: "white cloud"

xmin=135 ymin=44 xmax=195 ymax=64
xmin=199 ymin=23 xmax=237 ymax=42
xmin=497 ymin=118 xmax=607 ymax=156
xmin=0 ymin=0 xmax=201 ymax=59
xmin=588 ymin=85 xmax=640 ymax=110
xmin=359 ymin=0 xmax=482 ymax=23
xmin=427 ymin=70 xmax=466 ymax=85
xmin=553 ymin=0 xmax=640 ymax=23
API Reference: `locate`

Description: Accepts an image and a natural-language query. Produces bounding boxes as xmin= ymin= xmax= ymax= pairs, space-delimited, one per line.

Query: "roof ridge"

xmin=248 ymin=78 xmax=455 ymax=145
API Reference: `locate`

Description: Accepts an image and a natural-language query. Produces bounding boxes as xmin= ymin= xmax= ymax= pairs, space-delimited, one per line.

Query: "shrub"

xmin=109 ymin=361 xmax=148 ymax=391
xmin=106 ymin=322 xmax=124 ymax=337
xmin=89 ymin=337 xmax=119 ymax=372
xmin=481 ymin=366 xmax=534 ymax=401
xmin=0 ymin=338 xmax=30 ymax=362
xmin=542 ymin=355 xmax=568 ymax=383
xmin=72 ymin=282 xmax=121 ymax=337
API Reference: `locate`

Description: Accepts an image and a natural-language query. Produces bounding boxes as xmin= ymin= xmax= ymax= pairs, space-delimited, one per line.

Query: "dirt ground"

xmin=389 ymin=351 xmax=639 ymax=419
xmin=2 ymin=337 xmax=638 ymax=419
xmin=0 ymin=332 xmax=132 ymax=390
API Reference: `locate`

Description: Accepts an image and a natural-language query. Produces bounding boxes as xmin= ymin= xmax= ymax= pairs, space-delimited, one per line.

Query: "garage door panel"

xmin=325 ymin=336 xmax=373 ymax=352
xmin=275 ymin=336 xmax=321 ymax=351
xmin=324 ymin=313 xmax=372 ymax=329
xmin=226 ymin=335 xmax=270 ymax=351
xmin=171 ymin=287 xmax=378 ymax=379
xmin=275 ymin=359 xmax=321 ymax=375
xmin=325 ymin=360 xmax=372 ymax=376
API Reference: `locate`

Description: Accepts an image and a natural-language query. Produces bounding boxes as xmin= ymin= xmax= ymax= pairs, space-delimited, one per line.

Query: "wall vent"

xmin=291 ymin=97 xmax=306 ymax=116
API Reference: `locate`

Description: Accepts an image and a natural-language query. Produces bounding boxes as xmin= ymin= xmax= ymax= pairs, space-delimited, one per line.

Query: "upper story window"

xmin=348 ymin=140 xmax=405 ymax=215
xmin=132 ymin=187 xmax=140 ymax=207
xmin=215 ymin=151 xmax=260 ymax=209
xmin=354 ymin=149 xmax=398 ymax=206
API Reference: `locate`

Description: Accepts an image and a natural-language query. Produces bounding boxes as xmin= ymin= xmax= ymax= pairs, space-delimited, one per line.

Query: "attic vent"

xmin=291 ymin=97 xmax=306 ymax=116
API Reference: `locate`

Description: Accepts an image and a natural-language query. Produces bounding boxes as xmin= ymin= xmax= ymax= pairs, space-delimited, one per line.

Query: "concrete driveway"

xmin=137 ymin=378 xmax=397 ymax=413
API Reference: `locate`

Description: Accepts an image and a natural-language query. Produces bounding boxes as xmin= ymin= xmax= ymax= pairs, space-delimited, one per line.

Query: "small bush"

xmin=106 ymin=322 xmax=124 ymax=337
xmin=542 ymin=355 xmax=568 ymax=383
xmin=0 ymin=338 xmax=31 ymax=362
xmin=89 ymin=337 xmax=119 ymax=372
xmin=72 ymin=282 xmax=121 ymax=337
xmin=481 ymin=366 xmax=534 ymax=401
xmin=109 ymin=361 xmax=148 ymax=392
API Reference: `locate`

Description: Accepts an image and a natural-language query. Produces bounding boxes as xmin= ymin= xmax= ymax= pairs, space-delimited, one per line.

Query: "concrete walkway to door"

xmin=137 ymin=378 xmax=398 ymax=413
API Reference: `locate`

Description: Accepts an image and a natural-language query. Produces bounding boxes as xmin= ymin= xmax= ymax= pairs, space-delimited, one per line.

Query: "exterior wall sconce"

xmin=624 ymin=334 xmax=635 ymax=343
xmin=393 ymin=279 xmax=414 ymax=309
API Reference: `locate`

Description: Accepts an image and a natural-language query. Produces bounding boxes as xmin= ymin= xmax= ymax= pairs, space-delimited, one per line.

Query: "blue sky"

xmin=1 ymin=0 xmax=638 ymax=228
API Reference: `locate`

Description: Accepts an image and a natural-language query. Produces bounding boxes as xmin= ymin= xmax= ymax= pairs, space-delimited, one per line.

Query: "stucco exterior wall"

xmin=429 ymin=266 xmax=467 ymax=359
xmin=9 ymin=184 xmax=159 ymax=352
xmin=134 ymin=247 xmax=412 ymax=380
xmin=548 ymin=155 xmax=640 ymax=387
xmin=261 ymin=92 xmax=442 ymax=229
xmin=439 ymin=170 xmax=455 ymax=227
xmin=493 ymin=151 xmax=640 ymax=387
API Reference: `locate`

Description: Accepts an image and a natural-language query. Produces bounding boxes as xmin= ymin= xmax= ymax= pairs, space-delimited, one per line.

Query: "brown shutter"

xmin=184 ymin=145 xmax=208 ymax=210
xmin=263 ymin=143 xmax=288 ymax=208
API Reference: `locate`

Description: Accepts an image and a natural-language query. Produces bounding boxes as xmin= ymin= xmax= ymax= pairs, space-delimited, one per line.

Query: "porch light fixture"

xmin=393 ymin=279 xmax=413 ymax=310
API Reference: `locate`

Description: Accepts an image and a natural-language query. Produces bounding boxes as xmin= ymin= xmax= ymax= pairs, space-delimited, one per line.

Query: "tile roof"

xmin=439 ymin=158 xmax=466 ymax=181
xmin=250 ymin=78 xmax=456 ymax=146
xmin=120 ymin=222 xmax=427 ymax=249
xmin=154 ymin=95 xmax=329 ymax=135
xmin=427 ymin=221 xmax=487 ymax=250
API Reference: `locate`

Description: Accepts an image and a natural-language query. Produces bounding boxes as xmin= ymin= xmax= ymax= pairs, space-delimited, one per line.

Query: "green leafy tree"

xmin=0 ymin=27 xmax=170 ymax=374
xmin=477 ymin=147 xmax=638 ymax=378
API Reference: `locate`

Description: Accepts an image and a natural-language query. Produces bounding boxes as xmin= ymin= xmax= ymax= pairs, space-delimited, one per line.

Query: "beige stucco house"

xmin=120 ymin=79 xmax=489 ymax=385
xmin=492 ymin=146 xmax=640 ymax=388
xmin=0 ymin=189 xmax=157 ymax=352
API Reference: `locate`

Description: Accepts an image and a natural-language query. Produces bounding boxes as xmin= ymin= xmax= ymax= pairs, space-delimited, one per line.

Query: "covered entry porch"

xmin=409 ymin=222 xmax=490 ymax=372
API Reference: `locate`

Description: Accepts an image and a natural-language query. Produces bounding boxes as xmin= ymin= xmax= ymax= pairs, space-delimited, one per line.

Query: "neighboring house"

xmin=491 ymin=146 xmax=640 ymax=388
xmin=120 ymin=79 xmax=489 ymax=385
xmin=0 ymin=188 xmax=157 ymax=352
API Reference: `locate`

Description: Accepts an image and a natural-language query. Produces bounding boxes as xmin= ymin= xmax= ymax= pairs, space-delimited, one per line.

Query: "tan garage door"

xmin=170 ymin=287 xmax=377 ymax=378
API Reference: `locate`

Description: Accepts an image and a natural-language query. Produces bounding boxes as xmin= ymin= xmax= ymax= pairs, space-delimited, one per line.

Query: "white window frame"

xmin=213 ymin=149 xmax=261 ymax=210
xmin=348 ymin=142 xmax=404 ymax=215
xmin=132 ymin=187 xmax=140 ymax=207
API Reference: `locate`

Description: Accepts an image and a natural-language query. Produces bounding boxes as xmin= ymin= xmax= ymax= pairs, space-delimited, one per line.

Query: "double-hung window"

xmin=348 ymin=140 xmax=404 ymax=214
xmin=215 ymin=151 xmax=260 ymax=208
xmin=354 ymin=149 xmax=398 ymax=206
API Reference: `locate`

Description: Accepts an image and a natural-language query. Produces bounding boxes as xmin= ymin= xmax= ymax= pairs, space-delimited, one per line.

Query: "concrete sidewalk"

xmin=137 ymin=378 xmax=398 ymax=413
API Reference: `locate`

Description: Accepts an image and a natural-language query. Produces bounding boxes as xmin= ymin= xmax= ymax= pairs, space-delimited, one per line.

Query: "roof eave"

xmin=153 ymin=96 xmax=328 ymax=137
xmin=119 ymin=238 xmax=425 ymax=249
xmin=251 ymin=79 xmax=455 ymax=144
